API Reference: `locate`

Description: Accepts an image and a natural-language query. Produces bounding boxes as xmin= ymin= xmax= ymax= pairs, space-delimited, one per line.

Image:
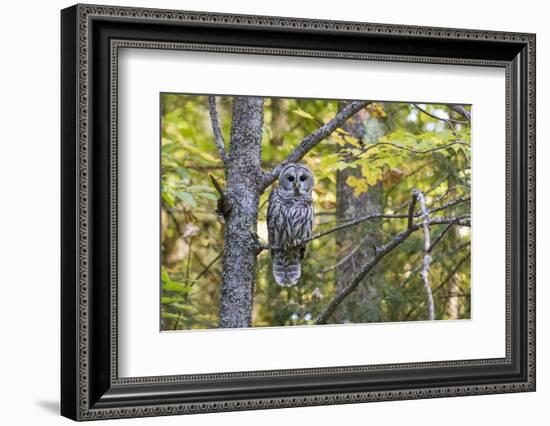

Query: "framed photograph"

xmin=61 ymin=4 xmax=536 ymax=421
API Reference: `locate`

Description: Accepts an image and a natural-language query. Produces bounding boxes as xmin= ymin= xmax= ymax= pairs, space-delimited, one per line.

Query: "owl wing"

xmin=266 ymin=189 xmax=280 ymax=248
xmin=300 ymin=203 xmax=315 ymax=260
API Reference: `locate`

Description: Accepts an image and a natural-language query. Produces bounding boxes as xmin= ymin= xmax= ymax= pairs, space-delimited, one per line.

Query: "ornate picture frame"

xmin=61 ymin=4 xmax=535 ymax=420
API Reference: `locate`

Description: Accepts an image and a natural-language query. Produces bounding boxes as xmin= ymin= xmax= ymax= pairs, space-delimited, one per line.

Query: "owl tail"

xmin=271 ymin=249 xmax=302 ymax=286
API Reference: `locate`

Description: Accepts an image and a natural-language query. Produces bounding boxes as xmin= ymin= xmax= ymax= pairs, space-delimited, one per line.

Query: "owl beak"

xmin=293 ymin=181 xmax=300 ymax=195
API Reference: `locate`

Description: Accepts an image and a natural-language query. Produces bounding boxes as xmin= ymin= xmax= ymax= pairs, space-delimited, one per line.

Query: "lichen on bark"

xmin=218 ymin=96 xmax=265 ymax=328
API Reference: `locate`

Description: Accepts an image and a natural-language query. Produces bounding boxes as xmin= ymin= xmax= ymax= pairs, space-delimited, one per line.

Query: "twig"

xmin=413 ymin=103 xmax=468 ymax=125
xmin=319 ymin=235 xmax=370 ymax=273
xmin=207 ymin=96 xmax=228 ymax=167
xmin=261 ymin=101 xmax=368 ymax=191
xmin=387 ymin=162 xmax=434 ymax=209
xmin=195 ymin=251 xmax=224 ymax=280
xmin=415 ymin=189 xmax=435 ymax=321
xmin=399 ymin=240 xmax=470 ymax=289
xmin=209 ymin=174 xmax=225 ymax=197
xmin=165 ymin=208 xmax=183 ymax=236
xmin=448 ymin=104 xmax=471 ymax=122
xmin=209 ymin=174 xmax=229 ymax=221
xmin=428 ymin=185 xmax=471 ymax=210
xmin=433 ymin=253 xmax=471 ymax=293
xmin=428 ymin=220 xmax=457 ymax=254
xmin=435 ymin=293 xmax=470 ymax=299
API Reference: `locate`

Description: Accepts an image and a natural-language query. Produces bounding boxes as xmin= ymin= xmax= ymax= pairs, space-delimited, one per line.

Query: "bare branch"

xmin=428 ymin=220 xmax=457 ymax=254
xmin=414 ymin=189 xmax=435 ymax=321
xmin=305 ymin=197 xmax=470 ymax=245
xmin=195 ymin=251 xmax=223 ymax=280
xmin=435 ymin=293 xmax=470 ymax=299
xmin=429 ymin=197 xmax=471 ymax=215
xmin=209 ymin=173 xmax=225 ymax=197
xmin=448 ymin=104 xmax=471 ymax=122
xmin=433 ymin=253 xmax=471 ymax=294
xmin=413 ymin=103 xmax=468 ymax=125
xmin=428 ymin=185 xmax=471 ymax=210
xmin=407 ymin=192 xmax=418 ymax=229
xmin=261 ymin=101 xmax=369 ymax=191
xmin=315 ymin=215 xmax=469 ymax=324
xmin=207 ymin=96 xmax=228 ymax=167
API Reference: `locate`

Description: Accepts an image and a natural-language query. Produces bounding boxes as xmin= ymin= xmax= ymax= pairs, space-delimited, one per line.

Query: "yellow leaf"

xmin=335 ymin=127 xmax=351 ymax=136
xmin=366 ymin=102 xmax=387 ymax=119
xmin=333 ymin=137 xmax=347 ymax=147
xmin=361 ymin=164 xmax=381 ymax=186
xmin=344 ymin=135 xmax=362 ymax=147
xmin=185 ymin=144 xmax=221 ymax=163
xmin=346 ymin=175 xmax=369 ymax=196
xmin=292 ymin=108 xmax=315 ymax=120
xmin=319 ymin=154 xmax=339 ymax=169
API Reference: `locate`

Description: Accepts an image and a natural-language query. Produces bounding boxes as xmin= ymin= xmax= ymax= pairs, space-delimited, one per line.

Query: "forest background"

xmin=160 ymin=94 xmax=472 ymax=330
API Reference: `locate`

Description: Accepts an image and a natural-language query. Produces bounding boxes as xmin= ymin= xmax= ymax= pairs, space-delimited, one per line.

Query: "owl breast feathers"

xmin=267 ymin=164 xmax=315 ymax=286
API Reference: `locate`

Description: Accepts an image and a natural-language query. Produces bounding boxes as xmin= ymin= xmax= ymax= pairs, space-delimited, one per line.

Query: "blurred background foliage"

xmin=160 ymin=94 xmax=471 ymax=330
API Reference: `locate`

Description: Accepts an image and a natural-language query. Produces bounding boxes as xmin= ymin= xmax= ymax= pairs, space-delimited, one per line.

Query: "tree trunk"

xmin=270 ymin=98 xmax=287 ymax=146
xmin=445 ymin=276 xmax=460 ymax=319
xmin=334 ymin=108 xmax=384 ymax=323
xmin=218 ymin=97 xmax=264 ymax=328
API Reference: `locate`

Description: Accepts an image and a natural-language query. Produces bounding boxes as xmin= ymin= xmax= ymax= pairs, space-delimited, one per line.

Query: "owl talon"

xmin=250 ymin=231 xmax=270 ymax=253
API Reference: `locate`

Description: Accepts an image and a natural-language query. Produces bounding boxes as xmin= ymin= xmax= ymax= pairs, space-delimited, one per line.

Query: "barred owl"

xmin=267 ymin=164 xmax=315 ymax=286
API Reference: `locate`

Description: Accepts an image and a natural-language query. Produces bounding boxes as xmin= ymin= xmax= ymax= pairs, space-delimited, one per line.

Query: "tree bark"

xmin=218 ymin=97 xmax=264 ymax=328
xmin=334 ymin=108 xmax=384 ymax=323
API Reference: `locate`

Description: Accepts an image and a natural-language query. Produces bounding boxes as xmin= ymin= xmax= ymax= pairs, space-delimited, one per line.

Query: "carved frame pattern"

xmin=61 ymin=3 xmax=536 ymax=421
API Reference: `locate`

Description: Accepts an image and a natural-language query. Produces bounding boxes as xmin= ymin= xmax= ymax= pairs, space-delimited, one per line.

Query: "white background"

xmin=119 ymin=49 xmax=505 ymax=377
xmin=0 ymin=0 xmax=547 ymax=425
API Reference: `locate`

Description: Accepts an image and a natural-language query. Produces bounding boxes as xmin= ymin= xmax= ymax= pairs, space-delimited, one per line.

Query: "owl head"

xmin=278 ymin=163 xmax=314 ymax=195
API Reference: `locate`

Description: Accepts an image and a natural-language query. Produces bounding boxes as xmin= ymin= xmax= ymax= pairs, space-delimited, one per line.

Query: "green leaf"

xmin=175 ymin=191 xmax=197 ymax=208
xmin=197 ymin=192 xmax=219 ymax=200
xmin=162 ymin=280 xmax=192 ymax=293
xmin=319 ymin=154 xmax=340 ymax=169
xmin=188 ymin=185 xmax=216 ymax=192
xmin=333 ymin=161 xmax=354 ymax=171
xmin=380 ymin=156 xmax=399 ymax=169
xmin=161 ymin=141 xmax=181 ymax=154
xmin=381 ymin=130 xmax=417 ymax=147
xmin=292 ymin=108 xmax=315 ymax=120
xmin=161 ymin=191 xmax=175 ymax=207
xmin=161 ymin=297 xmax=186 ymax=304
xmin=175 ymin=167 xmax=189 ymax=179
xmin=361 ymin=164 xmax=382 ymax=186
xmin=161 ymin=312 xmax=181 ymax=320
xmin=161 ymin=268 xmax=170 ymax=283
xmin=171 ymin=303 xmax=194 ymax=311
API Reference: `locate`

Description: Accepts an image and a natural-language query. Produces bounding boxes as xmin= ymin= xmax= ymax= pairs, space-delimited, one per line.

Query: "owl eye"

xmin=287 ymin=175 xmax=295 ymax=182
xmin=299 ymin=175 xmax=307 ymax=182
